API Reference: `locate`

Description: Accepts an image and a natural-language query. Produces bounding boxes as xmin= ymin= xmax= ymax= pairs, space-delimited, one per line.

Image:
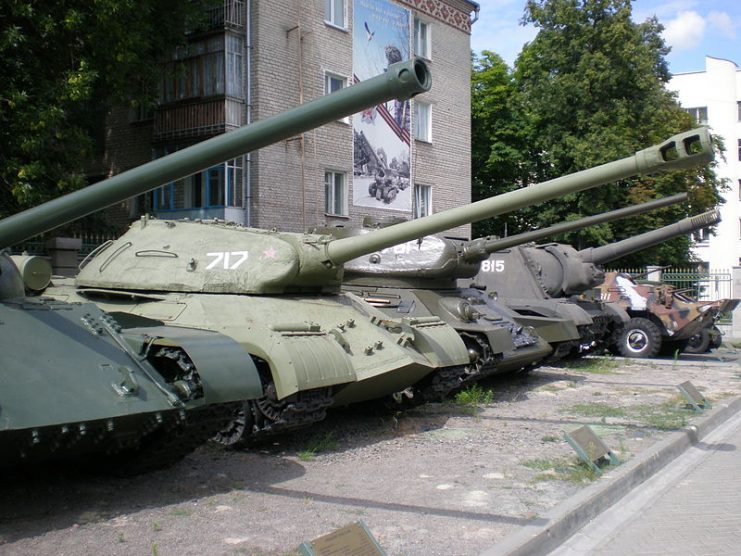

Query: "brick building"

xmin=102 ymin=0 xmax=479 ymax=239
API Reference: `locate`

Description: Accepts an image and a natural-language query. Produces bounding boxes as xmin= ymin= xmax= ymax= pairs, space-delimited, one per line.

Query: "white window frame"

xmin=414 ymin=17 xmax=431 ymax=60
xmin=414 ymin=184 xmax=432 ymax=218
xmin=414 ymin=100 xmax=431 ymax=142
xmin=325 ymin=170 xmax=348 ymax=216
xmin=325 ymin=71 xmax=349 ymax=123
xmin=685 ymin=106 xmax=708 ymax=125
xmin=324 ymin=0 xmax=346 ymax=29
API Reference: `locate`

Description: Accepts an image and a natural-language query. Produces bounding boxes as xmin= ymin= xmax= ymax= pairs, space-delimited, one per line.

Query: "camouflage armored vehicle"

xmin=577 ymin=210 xmax=723 ymax=357
xmin=0 ymin=59 xmax=435 ymax=457
xmin=44 ymin=124 xmax=712 ymax=446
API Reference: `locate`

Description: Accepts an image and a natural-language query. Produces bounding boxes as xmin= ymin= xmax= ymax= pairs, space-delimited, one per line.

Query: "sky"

xmin=470 ymin=0 xmax=741 ymax=75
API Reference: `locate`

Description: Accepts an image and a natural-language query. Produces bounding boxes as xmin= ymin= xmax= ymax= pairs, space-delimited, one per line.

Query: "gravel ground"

xmin=1 ymin=348 xmax=739 ymax=556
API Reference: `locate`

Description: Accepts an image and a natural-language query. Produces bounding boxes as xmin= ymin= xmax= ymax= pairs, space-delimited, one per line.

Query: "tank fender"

xmin=123 ymin=325 xmax=264 ymax=404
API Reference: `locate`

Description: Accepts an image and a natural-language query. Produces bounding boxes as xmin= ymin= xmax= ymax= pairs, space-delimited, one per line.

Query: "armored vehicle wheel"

xmin=619 ymin=317 xmax=662 ymax=358
xmin=368 ymin=184 xmax=377 ymax=197
xmin=383 ymin=188 xmax=397 ymax=203
xmin=685 ymin=329 xmax=711 ymax=354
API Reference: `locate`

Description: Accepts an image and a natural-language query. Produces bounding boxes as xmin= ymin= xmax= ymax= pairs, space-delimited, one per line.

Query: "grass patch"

xmin=297 ymin=432 xmax=339 ymax=461
xmin=524 ymin=456 xmax=604 ymax=484
xmin=454 ymin=384 xmax=494 ymax=407
xmin=634 ymin=398 xmax=689 ymax=430
xmin=565 ymin=403 xmax=627 ymax=419
xmin=562 ymin=357 xmax=620 ymax=374
xmin=541 ymin=434 xmax=560 ymax=443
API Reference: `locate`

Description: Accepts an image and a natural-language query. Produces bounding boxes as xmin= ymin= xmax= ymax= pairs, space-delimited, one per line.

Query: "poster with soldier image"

xmin=353 ymin=0 xmax=411 ymax=211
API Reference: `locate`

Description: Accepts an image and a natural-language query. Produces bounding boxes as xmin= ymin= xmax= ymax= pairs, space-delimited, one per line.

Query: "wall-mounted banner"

xmin=353 ymin=0 xmax=412 ymax=212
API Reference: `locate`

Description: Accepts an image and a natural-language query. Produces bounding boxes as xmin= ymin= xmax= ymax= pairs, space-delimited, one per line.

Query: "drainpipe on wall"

xmin=245 ymin=0 xmax=253 ymax=226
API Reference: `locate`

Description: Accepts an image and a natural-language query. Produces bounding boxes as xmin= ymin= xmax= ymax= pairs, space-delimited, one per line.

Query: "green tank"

xmin=0 ymin=59 xmax=431 ymax=465
xmin=466 ymin=192 xmax=690 ymax=355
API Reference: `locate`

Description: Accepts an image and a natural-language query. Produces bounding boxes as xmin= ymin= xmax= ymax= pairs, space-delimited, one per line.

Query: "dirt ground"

xmin=1 ymin=348 xmax=740 ymax=556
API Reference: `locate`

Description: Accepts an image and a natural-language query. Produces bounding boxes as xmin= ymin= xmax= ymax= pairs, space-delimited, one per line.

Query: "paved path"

xmin=551 ymin=408 xmax=741 ymax=555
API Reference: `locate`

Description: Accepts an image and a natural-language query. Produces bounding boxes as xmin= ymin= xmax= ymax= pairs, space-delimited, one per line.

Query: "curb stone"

xmin=480 ymin=395 xmax=741 ymax=556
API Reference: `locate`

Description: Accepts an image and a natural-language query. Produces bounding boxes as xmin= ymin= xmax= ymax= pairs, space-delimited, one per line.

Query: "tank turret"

xmin=0 ymin=59 xmax=431 ymax=467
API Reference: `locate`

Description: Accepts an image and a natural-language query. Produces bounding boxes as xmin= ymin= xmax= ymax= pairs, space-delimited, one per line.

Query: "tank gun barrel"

xmin=579 ymin=209 xmax=721 ymax=264
xmin=464 ymin=192 xmax=688 ymax=259
xmin=325 ymin=127 xmax=712 ymax=266
xmin=0 ymin=59 xmax=431 ymax=249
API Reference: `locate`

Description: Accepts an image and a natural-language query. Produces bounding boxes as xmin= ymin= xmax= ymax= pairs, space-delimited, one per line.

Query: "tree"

xmin=472 ymin=0 xmax=726 ymax=267
xmin=0 ymin=1 xmax=214 ymax=222
xmin=471 ymin=51 xmax=531 ymax=238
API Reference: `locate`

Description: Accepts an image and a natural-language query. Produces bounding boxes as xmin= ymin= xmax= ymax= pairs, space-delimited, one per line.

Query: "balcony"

xmin=154 ymin=97 xmax=244 ymax=141
xmin=206 ymin=0 xmax=244 ymax=29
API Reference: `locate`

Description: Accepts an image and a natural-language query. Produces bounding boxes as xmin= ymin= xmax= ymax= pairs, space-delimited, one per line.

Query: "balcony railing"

xmin=154 ymin=98 xmax=244 ymax=141
xmin=206 ymin=0 xmax=245 ymax=29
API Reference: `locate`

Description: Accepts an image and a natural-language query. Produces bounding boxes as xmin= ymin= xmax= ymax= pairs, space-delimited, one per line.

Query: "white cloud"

xmin=663 ymin=10 xmax=706 ymax=51
xmin=707 ymin=11 xmax=736 ymax=39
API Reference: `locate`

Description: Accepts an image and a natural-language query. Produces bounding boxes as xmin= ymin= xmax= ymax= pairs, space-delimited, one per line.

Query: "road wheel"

xmin=618 ymin=317 xmax=662 ymax=358
xmin=685 ymin=329 xmax=711 ymax=354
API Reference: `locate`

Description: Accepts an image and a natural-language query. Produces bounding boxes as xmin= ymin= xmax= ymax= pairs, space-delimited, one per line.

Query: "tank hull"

xmin=46 ymin=283 xmax=470 ymax=408
xmin=0 ymin=278 xmax=262 ymax=470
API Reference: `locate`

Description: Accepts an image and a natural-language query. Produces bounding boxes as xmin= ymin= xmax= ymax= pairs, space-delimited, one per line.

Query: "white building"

xmin=669 ymin=56 xmax=741 ymax=271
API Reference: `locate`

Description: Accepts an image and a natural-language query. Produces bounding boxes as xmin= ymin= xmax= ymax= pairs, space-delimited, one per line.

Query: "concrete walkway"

xmin=552 ymin=407 xmax=741 ymax=555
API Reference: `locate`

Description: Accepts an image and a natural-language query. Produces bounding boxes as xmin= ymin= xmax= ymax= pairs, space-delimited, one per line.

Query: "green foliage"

xmin=454 ymin=383 xmax=494 ymax=406
xmin=566 ymin=402 xmax=627 ymax=419
xmin=0 ymin=1 xmax=215 ymax=221
xmin=471 ymin=0 xmax=727 ymax=266
xmin=298 ymin=432 xmax=339 ymax=461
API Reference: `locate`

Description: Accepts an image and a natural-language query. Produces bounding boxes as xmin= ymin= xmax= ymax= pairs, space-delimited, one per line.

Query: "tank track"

xmin=103 ymin=402 xmax=240 ymax=476
xmin=212 ymin=388 xmax=333 ymax=448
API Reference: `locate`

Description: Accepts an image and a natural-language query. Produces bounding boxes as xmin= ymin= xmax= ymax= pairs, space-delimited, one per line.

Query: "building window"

xmin=161 ymin=36 xmax=230 ymax=103
xmin=414 ymin=18 xmax=431 ymax=60
xmin=685 ymin=106 xmax=708 ymax=125
xmin=226 ymin=34 xmax=244 ymax=98
xmin=414 ymin=184 xmax=432 ymax=218
xmin=152 ymin=146 xmax=242 ymax=211
xmin=325 ymin=171 xmax=347 ymax=216
xmin=738 ymin=179 xmax=741 ymax=201
xmin=325 ymin=0 xmax=345 ymax=28
xmin=325 ymin=72 xmax=349 ymax=122
xmin=414 ymin=100 xmax=431 ymax=142
xmin=738 ymin=139 xmax=741 ymax=162
xmin=738 ymin=100 xmax=741 ymax=121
